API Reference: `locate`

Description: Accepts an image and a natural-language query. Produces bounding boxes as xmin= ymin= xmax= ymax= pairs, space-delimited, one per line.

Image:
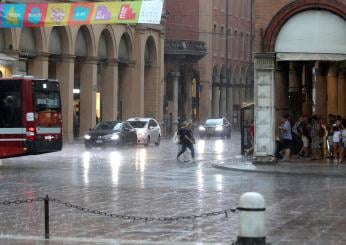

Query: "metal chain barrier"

xmin=49 ymin=197 xmax=237 ymax=222
xmin=0 ymin=197 xmax=44 ymax=206
xmin=0 ymin=195 xmax=238 ymax=239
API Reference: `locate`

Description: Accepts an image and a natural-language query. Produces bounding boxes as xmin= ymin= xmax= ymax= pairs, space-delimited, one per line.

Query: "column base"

xmin=234 ymin=236 xmax=268 ymax=245
xmin=253 ymin=155 xmax=277 ymax=164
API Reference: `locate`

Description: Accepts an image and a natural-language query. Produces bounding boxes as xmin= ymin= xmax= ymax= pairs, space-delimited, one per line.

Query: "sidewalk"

xmin=212 ymin=157 xmax=346 ymax=177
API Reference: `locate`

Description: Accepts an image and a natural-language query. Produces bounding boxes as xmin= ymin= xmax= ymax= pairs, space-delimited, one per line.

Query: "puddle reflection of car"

xmin=84 ymin=121 xmax=137 ymax=149
xmin=127 ymin=117 xmax=161 ymax=146
xmin=199 ymin=118 xmax=231 ymax=139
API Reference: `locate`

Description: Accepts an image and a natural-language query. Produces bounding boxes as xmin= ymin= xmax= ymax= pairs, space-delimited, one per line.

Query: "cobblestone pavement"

xmin=1 ymin=132 xmax=346 ymax=244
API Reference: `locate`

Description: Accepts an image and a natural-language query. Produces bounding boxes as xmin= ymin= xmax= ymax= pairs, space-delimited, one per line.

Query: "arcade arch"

xmin=19 ymin=27 xmax=44 ymax=76
xmin=74 ymin=26 xmax=96 ymax=138
xmin=97 ymin=29 xmax=117 ymax=122
xmin=273 ymin=10 xmax=346 ymax=121
xmin=254 ymin=3 xmax=346 ymax=161
xmin=220 ymin=65 xmax=227 ymax=116
xmin=144 ymin=36 xmax=158 ymax=117
xmin=211 ymin=65 xmax=220 ymax=117
xmin=117 ymin=33 xmax=133 ymax=120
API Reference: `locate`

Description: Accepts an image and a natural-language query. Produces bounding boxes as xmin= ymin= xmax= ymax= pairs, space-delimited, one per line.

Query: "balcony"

xmin=165 ymin=40 xmax=207 ymax=63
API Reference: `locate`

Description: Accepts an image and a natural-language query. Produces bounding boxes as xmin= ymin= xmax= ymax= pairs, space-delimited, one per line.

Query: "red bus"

xmin=0 ymin=76 xmax=63 ymax=158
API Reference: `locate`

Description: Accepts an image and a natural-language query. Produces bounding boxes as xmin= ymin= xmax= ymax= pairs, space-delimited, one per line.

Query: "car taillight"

xmin=26 ymin=127 xmax=35 ymax=140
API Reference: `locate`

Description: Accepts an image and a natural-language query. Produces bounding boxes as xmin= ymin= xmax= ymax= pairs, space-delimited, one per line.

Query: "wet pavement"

xmin=0 ymin=132 xmax=346 ymax=244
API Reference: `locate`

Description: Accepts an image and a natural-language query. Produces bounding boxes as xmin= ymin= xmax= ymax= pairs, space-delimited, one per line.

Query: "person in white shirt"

xmin=332 ymin=125 xmax=343 ymax=163
xmin=341 ymin=121 xmax=346 ymax=163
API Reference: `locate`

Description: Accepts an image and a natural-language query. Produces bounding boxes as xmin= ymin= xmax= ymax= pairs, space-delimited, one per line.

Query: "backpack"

xmin=172 ymin=131 xmax=180 ymax=144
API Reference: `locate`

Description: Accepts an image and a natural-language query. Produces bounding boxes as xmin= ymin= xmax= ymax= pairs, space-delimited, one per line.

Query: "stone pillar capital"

xmin=170 ymin=71 xmax=181 ymax=77
xmin=36 ymin=52 xmax=50 ymax=61
xmin=107 ymin=59 xmax=119 ymax=66
xmin=84 ymin=56 xmax=99 ymax=64
xmin=60 ymin=54 xmax=75 ymax=63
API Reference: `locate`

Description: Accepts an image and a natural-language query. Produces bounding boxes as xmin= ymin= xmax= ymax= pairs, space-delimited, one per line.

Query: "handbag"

xmin=172 ymin=131 xmax=180 ymax=144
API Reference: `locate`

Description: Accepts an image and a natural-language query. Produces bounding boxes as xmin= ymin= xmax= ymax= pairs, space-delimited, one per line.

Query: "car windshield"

xmin=128 ymin=120 xmax=148 ymax=128
xmin=95 ymin=121 xmax=122 ymax=131
xmin=205 ymin=119 xmax=223 ymax=126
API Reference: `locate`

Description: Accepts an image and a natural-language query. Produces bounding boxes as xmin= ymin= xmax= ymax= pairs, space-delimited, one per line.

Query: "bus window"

xmin=0 ymin=80 xmax=22 ymax=128
xmin=34 ymin=90 xmax=61 ymax=111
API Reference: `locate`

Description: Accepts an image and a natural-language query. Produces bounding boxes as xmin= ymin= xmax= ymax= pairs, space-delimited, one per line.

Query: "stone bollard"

xmin=236 ymin=192 xmax=267 ymax=245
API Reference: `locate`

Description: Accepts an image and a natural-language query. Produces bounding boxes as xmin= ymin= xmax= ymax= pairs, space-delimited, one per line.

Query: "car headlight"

xmin=199 ymin=126 xmax=206 ymax=131
xmin=84 ymin=134 xmax=91 ymax=140
xmin=111 ymin=133 xmax=119 ymax=140
xmin=137 ymin=129 xmax=147 ymax=136
xmin=215 ymin=125 xmax=223 ymax=131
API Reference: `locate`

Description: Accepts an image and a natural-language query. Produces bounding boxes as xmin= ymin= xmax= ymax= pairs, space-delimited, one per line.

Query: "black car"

xmin=84 ymin=121 xmax=137 ymax=149
xmin=199 ymin=118 xmax=231 ymax=139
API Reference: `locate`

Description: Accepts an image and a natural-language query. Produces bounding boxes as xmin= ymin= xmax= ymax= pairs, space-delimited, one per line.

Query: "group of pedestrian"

xmin=276 ymin=114 xmax=346 ymax=163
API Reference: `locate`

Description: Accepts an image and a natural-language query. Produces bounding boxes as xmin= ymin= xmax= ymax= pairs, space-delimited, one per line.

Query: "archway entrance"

xmin=274 ymin=10 xmax=346 ymax=122
xmin=19 ymin=28 xmax=38 ymax=75
xmin=254 ymin=8 xmax=346 ymax=161
xmin=144 ymin=37 xmax=157 ymax=117
xmin=0 ymin=29 xmax=15 ymax=76
xmin=74 ymin=26 xmax=95 ymax=138
xmin=211 ymin=66 xmax=219 ymax=117
xmin=97 ymin=30 xmax=116 ymax=123
xmin=118 ymin=33 xmax=132 ymax=120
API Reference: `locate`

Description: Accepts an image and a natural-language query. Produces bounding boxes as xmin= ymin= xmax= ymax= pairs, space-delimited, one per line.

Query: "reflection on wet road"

xmin=0 ymin=133 xmax=346 ymax=244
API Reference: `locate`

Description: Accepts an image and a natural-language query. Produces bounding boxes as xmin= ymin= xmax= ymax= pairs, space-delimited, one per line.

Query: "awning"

xmin=0 ymin=53 xmax=17 ymax=66
xmin=277 ymin=52 xmax=346 ymax=61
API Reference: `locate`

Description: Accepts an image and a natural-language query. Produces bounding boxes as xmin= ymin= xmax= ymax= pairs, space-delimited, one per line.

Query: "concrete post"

xmin=236 ymin=192 xmax=266 ymax=245
xmin=254 ymin=53 xmax=276 ymax=163
xmin=172 ymin=71 xmax=180 ymax=133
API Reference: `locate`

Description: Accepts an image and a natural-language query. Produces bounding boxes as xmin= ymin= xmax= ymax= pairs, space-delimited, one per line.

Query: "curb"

xmin=211 ymin=163 xmax=346 ymax=178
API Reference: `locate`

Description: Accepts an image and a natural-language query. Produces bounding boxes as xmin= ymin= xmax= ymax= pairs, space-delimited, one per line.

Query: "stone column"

xmin=302 ymin=63 xmax=313 ymax=116
xmin=226 ymin=84 xmax=232 ymax=120
xmin=233 ymin=86 xmax=240 ymax=127
xmin=212 ymin=84 xmax=220 ymax=117
xmin=274 ymin=63 xmax=288 ymax=121
xmin=56 ymin=55 xmax=74 ymax=142
xmin=79 ymin=57 xmax=97 ymax=137
xmin=288 ymin=62 xmax=302 ymax=122
xmin=101 ymin=60 xmax=118 ymax=121
xmin=314 ymin=63 xmax=327 ymax=119
xmin=28 ymin=53 xmax=49 ymax=78
xmin=327 ymin=63 xmax=338 ymax=115
xmin=220 ymin=82 xmax=227 ymax=116
xmin=184 ymin=66 xmax=193 ymax=121
xmin=254 ymin=53 xmax=276 ymax=163
xmin=171 ymin=71 xmax=180 ymax=133
xmin=339 ymin=71 xmax=346 ymax=117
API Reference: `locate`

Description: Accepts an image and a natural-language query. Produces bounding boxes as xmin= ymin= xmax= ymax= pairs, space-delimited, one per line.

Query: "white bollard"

xmin=236 ymin=192 xmax=267 ymax=245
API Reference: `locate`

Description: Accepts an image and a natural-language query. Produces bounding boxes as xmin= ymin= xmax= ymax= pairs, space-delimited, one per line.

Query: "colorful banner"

xmin=0 ymin=0 xmax=163 ymax=28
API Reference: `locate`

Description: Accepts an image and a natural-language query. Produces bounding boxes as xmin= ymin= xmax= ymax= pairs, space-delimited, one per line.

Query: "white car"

xmin=127 ymin=118 xmax=161 ymax=146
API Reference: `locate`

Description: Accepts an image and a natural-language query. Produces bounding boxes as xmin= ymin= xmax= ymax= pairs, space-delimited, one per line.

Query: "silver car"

xmin=127 ymin=117 xmax=161 ymax=146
